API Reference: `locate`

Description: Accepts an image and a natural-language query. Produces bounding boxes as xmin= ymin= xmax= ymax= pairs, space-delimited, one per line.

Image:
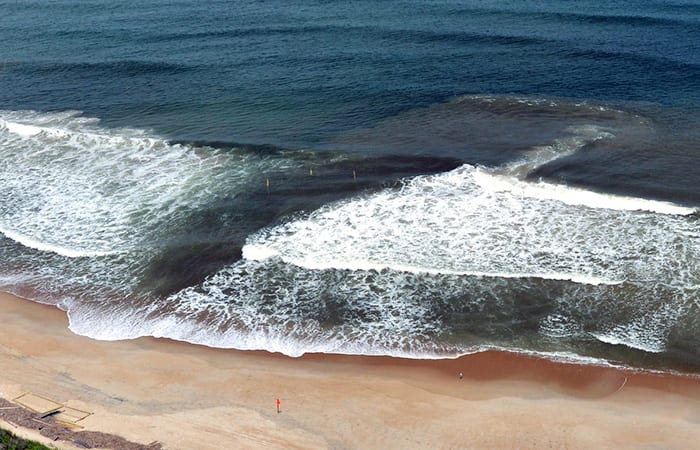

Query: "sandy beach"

xmin=1 ymin=291 xmax=699 ymax=449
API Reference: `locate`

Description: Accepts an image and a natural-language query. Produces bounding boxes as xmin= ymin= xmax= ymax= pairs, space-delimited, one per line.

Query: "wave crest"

xmin=243 ymin=153 xmax=698 ymax=287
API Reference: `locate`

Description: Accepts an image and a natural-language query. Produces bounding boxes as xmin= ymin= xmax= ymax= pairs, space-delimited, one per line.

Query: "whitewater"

xmin=1 ymin=99 xmax=698 ymax=374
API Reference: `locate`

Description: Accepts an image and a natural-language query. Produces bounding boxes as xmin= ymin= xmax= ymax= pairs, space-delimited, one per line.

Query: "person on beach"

xmin=276 ymin=398 xmax=281 ymax=413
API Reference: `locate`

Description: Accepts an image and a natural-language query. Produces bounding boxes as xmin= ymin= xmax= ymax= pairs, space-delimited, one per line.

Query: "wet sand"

xmin=1 ymin=291 xmax=699 ymax=449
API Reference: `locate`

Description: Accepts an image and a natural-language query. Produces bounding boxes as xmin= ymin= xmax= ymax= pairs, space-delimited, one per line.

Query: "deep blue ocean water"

xmin=0 ymin=0 xmax=699 ymax=373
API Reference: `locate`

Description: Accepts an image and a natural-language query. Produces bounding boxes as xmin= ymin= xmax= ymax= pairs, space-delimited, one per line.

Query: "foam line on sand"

xmin=1 ymin=291 xmax=699 ymax=449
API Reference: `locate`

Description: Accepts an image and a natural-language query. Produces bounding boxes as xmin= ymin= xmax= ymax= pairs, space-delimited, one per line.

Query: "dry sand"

xmin=1 ymin=291 xmax=699 ymax=449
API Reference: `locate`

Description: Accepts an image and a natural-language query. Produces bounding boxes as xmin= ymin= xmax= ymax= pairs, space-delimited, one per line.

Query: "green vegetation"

xmin=0 ymin=427 xmax=52 ymax=450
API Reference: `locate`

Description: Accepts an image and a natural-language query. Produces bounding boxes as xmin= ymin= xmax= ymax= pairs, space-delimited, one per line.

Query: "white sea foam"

xmin=589 ymin=302 xmax=687 ymax=354
xmin=65 ymin=286 xmax=695 ymax=366
xmin=2 ymin=121 xmax=43 ymax=137
xmin=474 ymin=170 xmax=696 ymax=215
xmin=499 ymin=347 xmax=627 ymax=370
xmin=243 ymin=244 xmax=618 ymax=285
xmin=241 ymin=244 xmax=279 ymax=261
xmin=479 ymin=126 xmax=695 ymax=216
xmin=130 ymin=258 xmax=455 ymax=357
xmin=539 ymin=313 xmax=583 ymax=338
xmin=0 ymin=110 xmax=304 ymax=257
xmin=242 ymin=126 xmax=699 ymax=286
xmin=0 ymin=227 xmax=121 ymax=258
xmin=65 ymin=259 xmax=457 ymax=358
xmin=592 ymin=333 xmax=664 ymax=353
xmin=4 ymin=107 xmax=699 ymax=365
xmin=243 ymin=161 xmax=699 ymax=287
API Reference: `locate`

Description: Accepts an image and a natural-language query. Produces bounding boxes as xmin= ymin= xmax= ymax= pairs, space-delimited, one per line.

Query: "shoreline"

xmin=2 ymin=291 xmax=700 ymax=449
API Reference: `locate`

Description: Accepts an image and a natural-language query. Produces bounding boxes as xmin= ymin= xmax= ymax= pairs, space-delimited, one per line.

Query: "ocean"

xmin=1 ymin=0 xmax=699 ymax=373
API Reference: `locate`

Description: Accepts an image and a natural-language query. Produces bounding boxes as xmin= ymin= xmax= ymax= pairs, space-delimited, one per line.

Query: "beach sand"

xmin=1 ymin=291 xmax=699 ymax=449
